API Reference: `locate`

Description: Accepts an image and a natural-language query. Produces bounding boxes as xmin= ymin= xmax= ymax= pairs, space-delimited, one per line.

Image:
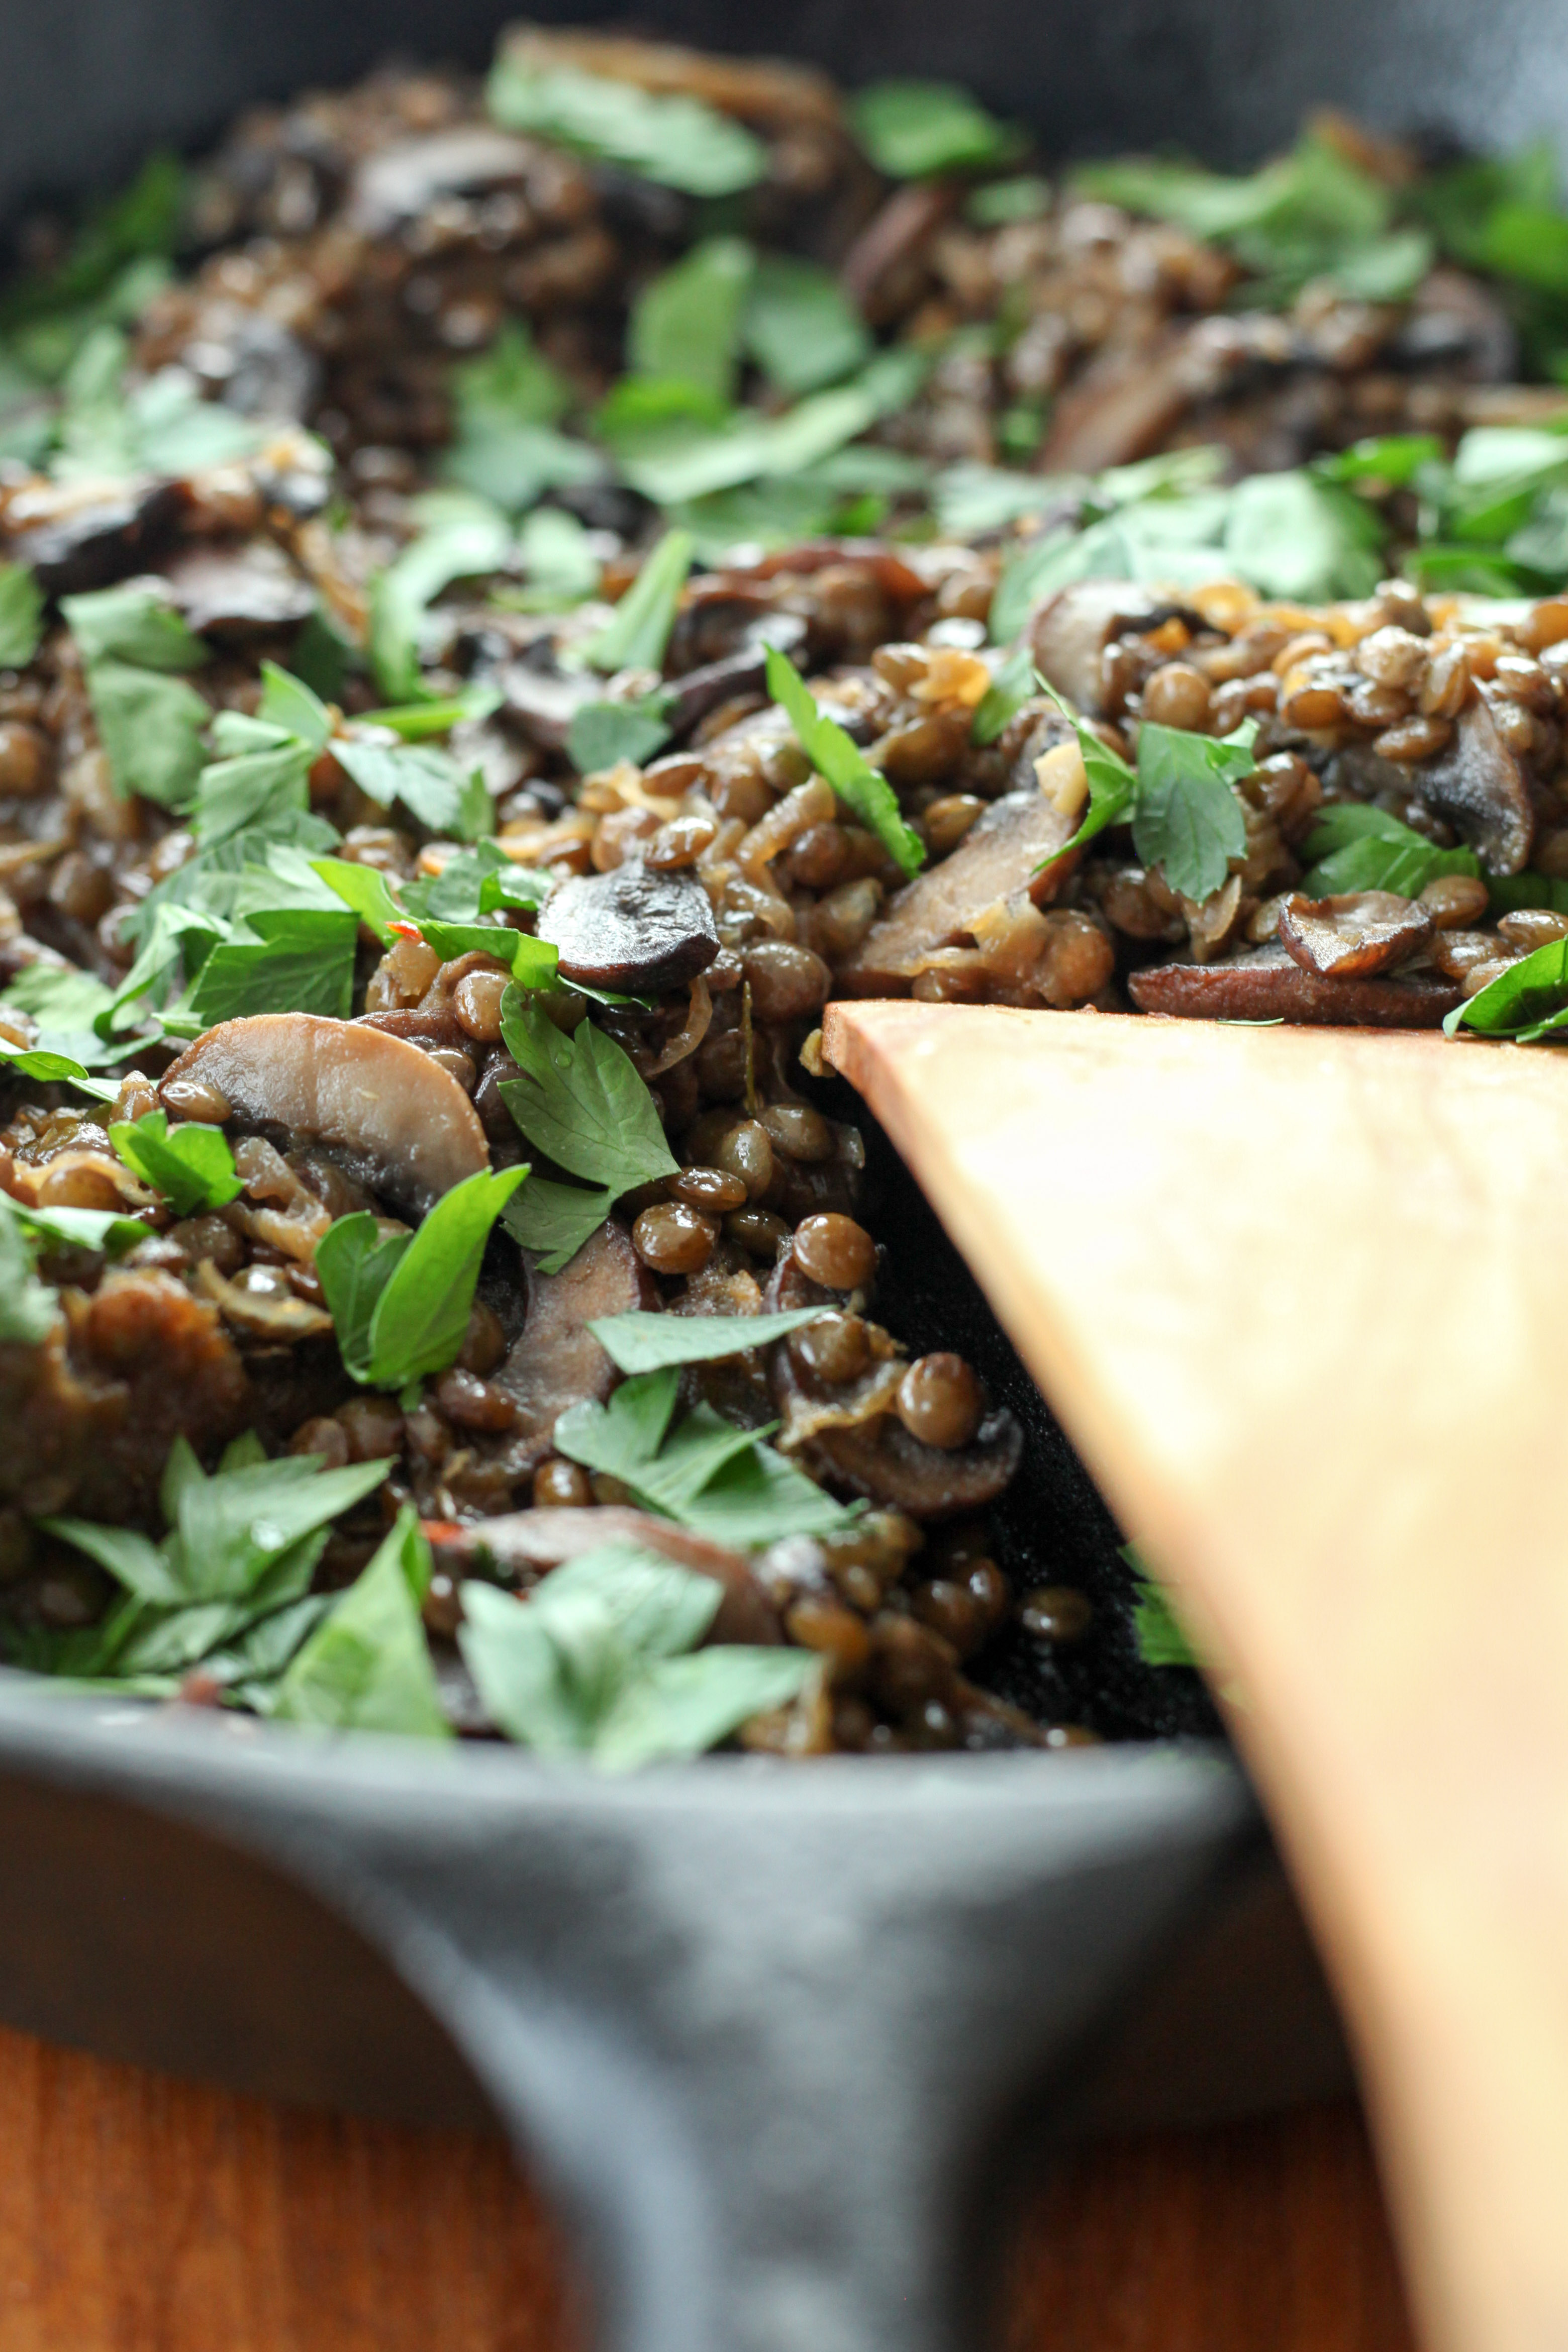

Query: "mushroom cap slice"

xmin=1413 ymin=698 xmax=1534 ymax=874
xmin=1028 ymin=579 xmax=1178 ymax=716
xmin=1129 ymin=942 xmax=1460 ymax=1027
xmin=836 ymin=789 xmax=1080 ymax=996
xmin=1277 ymin=890 xmax=1434 ymax=980
xmin=538 ymin=859 xmax=720 ymax=994
xmin=493 ymin=1218 xmax=654 ymax=1474
xmin=158 ymin=1015 xmax=489 ymax=1214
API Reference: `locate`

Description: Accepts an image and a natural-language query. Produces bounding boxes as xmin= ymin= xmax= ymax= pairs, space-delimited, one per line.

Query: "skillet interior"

xmin=0 ymin=0 xmax=1536 ymax=2324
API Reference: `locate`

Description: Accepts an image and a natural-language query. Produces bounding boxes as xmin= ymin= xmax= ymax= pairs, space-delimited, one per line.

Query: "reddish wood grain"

xmin=0 ymin=2024 xmax=1413 ymax=2352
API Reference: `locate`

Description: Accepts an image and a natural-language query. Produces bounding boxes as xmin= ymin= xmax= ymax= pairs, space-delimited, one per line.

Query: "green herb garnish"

xmin=459 ymin=1542 xmax=815 ymax=1767
xmin=108 ymin=1109 xmax=242 ymax=1216
xmin=604 ymin=350 xmax=928 ymax=508
xmin=487 ymin=52 xmax=767 ymax=198
xmin=1445 ymin=934 xmax=1568 ymax=1044
xmin=586 ymin=1306 xmax=826 ymax=1374
xmin=0 ymin=1193 xmax=63 ymax=1343
xmin=273 ymin=1506 xmax=448 ymax=1738
xmin=497 ymin=988 xmax=676 ymax=1270
xmin=407 ymin=918 xmax=558 ymax=987
xmin=316 ymin=1164 xmax=529 ymax=1392
xmin=743 ymin=258 xmax=871 ymax=398
xmin=566 ymin=695 xmax=673 ymax=774
xmin=0 ymin=1042 xmax=121 ymax=1101
xmin=1035 ymin=685 xmax=1255 ymax=903
xmin=62 ymin=580 xmax=211 ymax=808
xmin=1130 ymin=722 xmax=1252 ymax=905
xmin=1302 ymin=805 xmax=1481 ymax=900
xmin=851 ymin=80 xmax=1021 ymax=179
xmin=182 ymin=905 xmax=359 ymax=1025
xmin=369 ymin=493 xmax=513 ymax=702
xmin=0 ymin=563 xmax=43 ymax=668
xmin=1122 ymin=1541 xmax=1201 ymax=1669
xmin=0 ymin=961 xmax=125 ymax=1065
xmin=554 ymin=1367 xmax=853 ymax=1545
xmin=764 ymin=643 xmax=925 ymax=878
xmin=630 ymin=238 xmax=755 ymax=403
xmin=576 ymin=528 xmax=693 ymax=675
xmin=1075 ymin=132 xmax=1429 ymax=302
xmin=24 ymin=1435 xmax=391 ymax=1694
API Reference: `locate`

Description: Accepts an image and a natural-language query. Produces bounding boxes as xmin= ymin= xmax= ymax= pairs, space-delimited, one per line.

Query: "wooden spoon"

xmin=823 ymin=999 xmax=1568 ymax=2352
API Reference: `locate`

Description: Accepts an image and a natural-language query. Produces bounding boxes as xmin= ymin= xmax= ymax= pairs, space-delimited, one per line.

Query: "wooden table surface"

xmin=0 ymin=2022 xmax=1416 ymax=2352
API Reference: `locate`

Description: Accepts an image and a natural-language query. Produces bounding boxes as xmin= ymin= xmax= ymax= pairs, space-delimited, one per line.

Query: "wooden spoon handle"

xmin=826 ymin=999 xmax=1568 ymax=2352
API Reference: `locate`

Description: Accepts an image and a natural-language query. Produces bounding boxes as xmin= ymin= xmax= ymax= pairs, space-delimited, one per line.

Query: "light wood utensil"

xmin=823 ymin=999 xmax=1568 ymax=2352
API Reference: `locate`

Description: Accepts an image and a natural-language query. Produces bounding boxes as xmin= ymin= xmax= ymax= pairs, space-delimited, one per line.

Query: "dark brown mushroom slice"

xmin=666 ymin=582 xmax=786 ymax=673
xmin=158 ymin=1014 xmax=489 ymax=1214
xmin=1128 ymin=942 xmax=1461 ymax=1027
xmin=1039 ymin=334 xmax=1198 ymax=476
xmin=1277 ymin=890 xmax=1435 ymax=979
xmin=497 ymin=24 xmax=840 ymax=133
xmin=729 ymin=539 xmax=931 ymax=606
xmin=538 ymin=859 xmax=720 ymax=994
xmin=206 ymin=310 xmax=321 ymax=423
xmin=663 ymin=614 xmax=807 ymax=740
xmin=163 ymin=540 xmax=317 ymax=640
xmin=424 ymin=1504 xmax=779 ymax=1647
xmin=841 ymin=181 xmax=954 ymax=316
xmin=1040 ymin=315 xmax=1252 ymax=476
xmin=1028 ymin=578 xmax=1183 ymax=716
xmin=1396 ymin=267 xmax=1518 ymax=382
xmin=801 ymin=1400 xmax=1023 ymax=1522
xmin=836 ymin=789 xmax=1082 ymax=996
xmin=498 ymin=657 xmax=605 ymax=754
xmin=763 ymin=1247 xmax=1021 ymax=1520
xmin=492 ymin=1218 xmax=653 ymax=1474
xmin=347 ymin=127 xmax=538 ymax=234
xmin=1412 ymin=697 xmax=1534 ymax=874
xmin=8 ymin=479 xmax=187 ymax=595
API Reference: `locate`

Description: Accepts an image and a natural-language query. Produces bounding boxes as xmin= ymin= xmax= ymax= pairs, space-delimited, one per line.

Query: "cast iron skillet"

xmin=2 ymin=0 xmax=1551 ymax=2339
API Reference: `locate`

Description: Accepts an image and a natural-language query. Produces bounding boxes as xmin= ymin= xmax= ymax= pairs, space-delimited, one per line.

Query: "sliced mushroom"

xmin=764 ymin=1246 xmax=1020 ymax=1519
xmin=1396 ymin=267 xmax=1518 ymax=382
xmin=538 ymin=859 xmax=720 ymax=993
xmin=841 ymin=181 xmax=953 ymax=316
xmin=1128 ymin=942 xmax=1461 ymax=1026
xmin=1040 ymin=315 xmax=1252 ymax=476
xmin=1413 ymin=697 xmax=1534 ymax=874
xmin=348 ymin=128 xmax=538 ymax=236
xmin=493 ymin=1218 xmax=652 ymax=1473
xmin=6 ymin=479 xmax=187 ymax=595
xmin=1028 ymin=579 xmax=1177 ymax=716
xmin=664 ymin=613 xmax=808 ymax=740
xmin=157 ymin=1015 xmax=489 ymax=1214
xmin=837 ymin=790 xmax=1081 ymax=995
xmin=204 ymin=309 xmax=322 ymax=423
xmin=728 ymin=539 xmax=931 ymax=606
xmin=163 ymin=541 xmax=317 ymax=640
xmin=424 ymin=1505 xmax=779 ymax=1646
xmin=499 ymin=657 xmax=605 ymax=753
xmin=1277 ymin=890 xmax=1434 ymax=979
xmin=1040 ymin=335 xmax=1197 ymax=476
xmin=799 ymin=1399 xmax=1023 ymax=1521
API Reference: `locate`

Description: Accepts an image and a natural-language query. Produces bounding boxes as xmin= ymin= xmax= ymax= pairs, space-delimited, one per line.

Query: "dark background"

xmin=7 ymin=0 xmax=1567 ymax=220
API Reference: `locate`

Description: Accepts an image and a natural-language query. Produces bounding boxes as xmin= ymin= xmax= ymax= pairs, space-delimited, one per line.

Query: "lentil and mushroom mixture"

xmin=3 ymin=29 xmax=1568 ymax=1754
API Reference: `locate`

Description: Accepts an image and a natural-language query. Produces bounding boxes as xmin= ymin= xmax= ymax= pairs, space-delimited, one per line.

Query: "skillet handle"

xmin=193 ymin=1749 xmax=1253 ymax=2352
